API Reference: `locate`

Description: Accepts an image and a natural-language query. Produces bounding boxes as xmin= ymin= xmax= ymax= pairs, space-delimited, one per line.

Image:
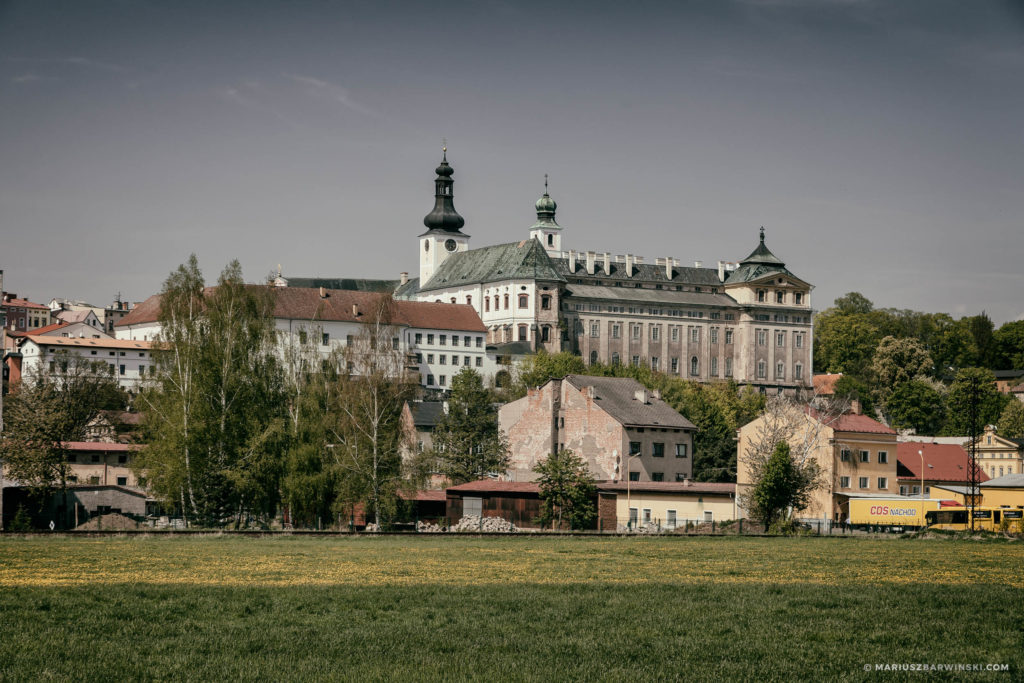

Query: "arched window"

xmin=484 ymin=297 xmax=490 ymax=312
xmin=757 ymin=360 xmax=767 ymax=379
xmin=450 ymin=297 xmax=456 ymax=304
xmin=518 ymin=294 xmax=528 ymax=309
xmin=518 ymin=324 xmax=528 ymax=341
xmin=590 ymin=350 xmax=598 ymax=365
xmin=495 ymin=370 xmax=510 ymax=388
xmin=493 ymin=295 xmax=499 ymax=311
xmin=690 ymin=356 xmax=699 ymax=376
xmin=466 ymin=295 xmax=472 ymax=306
xmin=503 ymin=293 xmax=509 ymax=310
xmin=547 ymin=234 xmax=553 ymax=246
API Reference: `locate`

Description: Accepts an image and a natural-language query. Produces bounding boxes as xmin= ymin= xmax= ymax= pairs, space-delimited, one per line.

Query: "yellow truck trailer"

xmin=847 ymin=498 xmax=943 ymax=529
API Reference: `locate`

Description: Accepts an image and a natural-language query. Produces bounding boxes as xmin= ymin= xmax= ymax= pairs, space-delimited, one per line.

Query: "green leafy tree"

xmin=994 ymin=320 xmax=1024 ymax=370
xmin=748 ymin=442 xmax=817 ymax=531
xmin=965 ymin=312 xmax=997 ymax=369
xmin=831 ymin=375 xmax=875 ymax=417
xmin=533 ymin=449 xmax=596 ymax=530
xmin=833 ymin=292 xmax=874 ymax=315
xmin=886 ymin=379 xmax=947 ymax=436
xmin=0 ymin=355 xmax=124 ymax=528
xmin=927 ymin=315 xmax=978 ymax=372
xmin=137 ymin=257 xmax=287 ymax=527
xmin=328 ymin=295 xmax=415 ymax=528
xmin=997 ymin=400 xmax=1024 ymax=440
xmin=813 ymin=312 xmax=881 ymax=379
xmin=510 ymin=350 xmax=586 ymax=398
xmin=944 ymin=368 xmax=1008 ymax=436
xmin=431 ymin=367 xmax=510 ymax=484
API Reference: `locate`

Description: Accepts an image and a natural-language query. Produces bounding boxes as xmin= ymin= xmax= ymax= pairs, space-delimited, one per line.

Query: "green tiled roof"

xmin=419 ymin=240 xmax=565 ymax=292
xmin=725 ymin=234 xmax=803 ymax=285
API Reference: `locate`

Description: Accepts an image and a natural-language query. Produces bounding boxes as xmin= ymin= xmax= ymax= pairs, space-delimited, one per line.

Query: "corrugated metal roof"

xmin=447 ymin=480 xmax=541 ymax=494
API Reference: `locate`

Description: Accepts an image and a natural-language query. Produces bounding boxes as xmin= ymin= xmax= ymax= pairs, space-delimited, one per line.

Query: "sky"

xmin=1 ymin=0 xmax=1022 ymax=323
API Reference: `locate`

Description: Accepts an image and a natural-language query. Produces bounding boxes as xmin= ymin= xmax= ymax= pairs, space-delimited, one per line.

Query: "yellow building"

xmin=596 ymin=481 xmax=736 ymax=531
xmin=932 ymin=473 xmax=1024 ymax=509
xmin=737 ymin=403 xmax=898 ymax=523
xmin=967 ymin=425 xmax=1023 ymax=480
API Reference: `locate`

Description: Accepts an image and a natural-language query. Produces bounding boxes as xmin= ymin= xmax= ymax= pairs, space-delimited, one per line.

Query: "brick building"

xmin=499 ymin=374 xmax=696 ymax=483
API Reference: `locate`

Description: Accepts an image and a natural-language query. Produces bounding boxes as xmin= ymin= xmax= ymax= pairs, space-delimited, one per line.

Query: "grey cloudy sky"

xmin=2 ymin=0 xmax=1022 ymax=322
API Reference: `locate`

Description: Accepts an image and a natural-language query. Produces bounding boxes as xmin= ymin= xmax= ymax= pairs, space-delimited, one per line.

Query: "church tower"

xmin=528 ymin=175 xmax=562 ymax=256
xmin=419 ymin=147 xmax=469 ymax=285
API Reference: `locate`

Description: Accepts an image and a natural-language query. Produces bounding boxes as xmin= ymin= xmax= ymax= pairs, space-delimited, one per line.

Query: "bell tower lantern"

xmin=419 ymin=146 xmax=469 ymax=285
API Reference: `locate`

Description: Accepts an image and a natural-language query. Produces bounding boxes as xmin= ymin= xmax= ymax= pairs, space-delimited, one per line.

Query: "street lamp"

xmin=919 ymin=449 xmax=925 ymax=529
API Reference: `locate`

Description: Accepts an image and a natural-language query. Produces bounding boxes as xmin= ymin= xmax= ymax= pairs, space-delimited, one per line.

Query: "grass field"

xmin=1 ymin=535 xmax=1021 ymax=680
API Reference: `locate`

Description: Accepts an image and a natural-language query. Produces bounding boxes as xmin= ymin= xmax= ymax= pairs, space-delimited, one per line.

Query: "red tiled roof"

xmin=1 ymin=296 xmax=48 ymax=309
xmin=1011 ymin=383 xmax=1024 ymax=393
xmin=22 ymin=335 xmax=153 ymax=351
xmin=812 ymin=373 xmax=842 ymax=396
xmin=117 ymin=288 xmax=486 ymax=332
xmin=806 ymin=407 xmax=896 ymax=435
xmin=446 ymin=480 xmax=541 ymax=494
xmin=896 ymin=443 xmax=989 ymax=483
xmin=29 ymin=321 xmax=70 ymax=335
xmin=62 ymin=442 xmax=142 ymax=452
xmin=597 ymin=481 xmax=736 ymax=495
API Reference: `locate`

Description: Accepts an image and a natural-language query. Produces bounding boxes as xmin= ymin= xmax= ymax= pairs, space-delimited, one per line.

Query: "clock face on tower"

xmin=445 ymin=239 xmax=458 ymax=252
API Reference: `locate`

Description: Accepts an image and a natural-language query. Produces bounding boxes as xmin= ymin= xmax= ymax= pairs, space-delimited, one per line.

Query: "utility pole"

xmin=965 ymin=375 xmax=982 ymax=532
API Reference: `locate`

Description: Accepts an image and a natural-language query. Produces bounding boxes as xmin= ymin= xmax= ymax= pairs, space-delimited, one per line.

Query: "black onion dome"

xmin=423 ymin=148 xmax=465 ymax=232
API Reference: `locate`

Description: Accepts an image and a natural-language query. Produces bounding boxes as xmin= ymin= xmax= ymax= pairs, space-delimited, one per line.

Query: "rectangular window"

xmin=670 ymin=327 xmax=679 ymax=342
xmin=427 ymin=334 xmax=434 ymax=344
xmin=590 ymin=322 xmax=600 ymax=337
xmin=427 ymin=374 xmax=435 ymax=385
xmin=632 ymin=325 xmax=641 ymax=340
xmin=860 ymin=450 xmax=870 ymax=463
xmin=652 ymin=443 xmax=665 ymax=458
xmin=439 ymin=375 xmax=446 ymax=386
xmin=795 ymin=333 xmax=803 ymax=348
xmin=725 ymin=357 xmax=733 ymax=377
xmin=711 ymin=357 xmax=718 ymax=376
xmin=671 ymin=357 xmax=678 ymax=373
xmin=628 ymin=472 xmax=640 ymax=482
xmin=651 ymin=472 xmax=664 ymax=482
xmin=612 ymin=324 xmax=621 ymax=339
xmin=703 ymin=511 xmax=713 ymax=523
xmin=877 ymin=477 xmax=888 ymax=490
xmin=321 ymin=332 xmax=330 ymax=346
xmin=878 ymin=451 xmax=888 ymax=464
xmin=451 ymin=355 xmax=459 ymax=366
xmin=464 ymin=356 xmax=471 ymax=366
xmin=475 ymin=357 xmax=482 ymax=367
xmin=631 ymin=355 xmax=640 ymax=366
xmin=667 ymin=510 xmax=677 ymax=527
xmin=629 ymin=441 xmax=642 ymax=456
xmin=119 ymin=364 xmax=125 ymax=375
xmin=439 ymin=334 xmax=446 ymax=345
xmin=651 ymin=357 xmax=659 ymax=371
xmin=776 ymin=291 xmax=784 ymax=304
xmin=725 ymin=329 xmax=733 ymax=344
xmin=675 ymin=443 xmax=687 ymax=458
xmin=757 ymin=330 xmax=766 ymax=346
xmin=710 ymin=328 xmax=718 ymax=344
xmin=392 ymin=337 xmax=399 ymax=350
xmin=451 ymin=336 xmax=459 ymax=346
xmin=439 ymin=355 xmax=446 ymax=365
xmin=859 ymin=477 xmax=869 ymax=489
xmin=476 ymin=337 xmax=483 ymax=348
xmin=116 ymin=476 xmax=128 ymax=486
xmin=794 ymin=364 xmax=803 ymax=380
xmin=795 ymin=293 xmax=803 ymax=305
xmin=651 ymin=326 xmax=660 ymax=341
xmin=840 ymin=448 xmax=851 ymax=462
xmin=427 ymin=354 xmax=434 ymax=363
xmin=840 ymin=476 xmax=850 ymax=489
xmin=776 ymin=331 xmax=785 ymax=347
xmin=689 ymin=328 xmax=699 ymax=343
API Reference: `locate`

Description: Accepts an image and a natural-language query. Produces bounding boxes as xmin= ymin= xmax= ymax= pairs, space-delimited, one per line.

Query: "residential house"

xmin=596 ymin=480 xmax=737 ymax=531
xmin=737 ymin=404 xmax=898 ymax=523
xmin=14 ymin=335 xmax=155 ymax=391
xmin=499 ymin=374 xmax=696 ymax=483
xmin=2 ymin=292 xmax=52 ymax=332
xmin=966 ymin=425 xmax=1023 ymax=480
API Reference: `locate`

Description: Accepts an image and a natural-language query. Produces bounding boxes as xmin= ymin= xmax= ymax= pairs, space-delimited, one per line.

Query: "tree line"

xmin=813 ymin=292 xmax=1024 ymax=437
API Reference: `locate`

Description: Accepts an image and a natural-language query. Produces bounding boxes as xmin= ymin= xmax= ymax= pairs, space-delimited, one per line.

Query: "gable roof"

xmin=21 ymin=335 xmax=153 ymax=351
xmin=408 ymin=401 xmax=446 ymax=428
xmin=812 ymin=373 xmax=842 ymax=396
xmin=117 ymin=288 xmax=485 ymax=332
xmin=563 ymin=375 xmax=696 ymax=429
xmin=419 ymin=240 xmax=565 ymax=292
xmin=30 ymin=321 xmax=72 ymax=335
xmin=283 ymin=278 xmax=399 ymax=293
xmin=1 ymin=295 xmax=49 ymax=310
xmin=896 ymin=443 xmax=988 ymax=483
xmin=805 ymin=407 xmax=896 ymax=435
xmin=56 ymin=309 xmax=98 ymax=323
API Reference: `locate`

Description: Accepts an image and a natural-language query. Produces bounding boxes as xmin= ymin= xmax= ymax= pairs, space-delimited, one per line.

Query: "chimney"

xmin=634 ymin=388 xmax=648 ymax=404
xmin=602 ymin=252 xmax=611 ymax=274
xmin=585 ymin=251 xmax=596 ymax=275
xmin=665 ymin=257 xmax=674 ymax=280
xmin=587 ymin=385 xmax=597 ymax=399
xmin=718 ymin=261 xmax=726 ymax=281
xmin=625 ymin=254 xmax=634 ymax=278
xmin=651 ymin=389 xmax=661 ymax=400
xmin=319 ymin=287 xmax=328 ymax=299
xmin=400 ymin=272 xmax=409 ymax=285
xmin=568 ymin=250 xmax=576 ymax=273
xmin=352 ymin=303 xmax=360 ymax=317
xmin=694 ymin=260 xmax=703 ymax=269
xmin=850 ymin=399 xmax=862 ymax=415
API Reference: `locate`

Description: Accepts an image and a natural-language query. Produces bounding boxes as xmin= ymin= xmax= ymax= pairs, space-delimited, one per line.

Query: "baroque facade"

xmin=397 ymin=152 xmax=814 ymax=394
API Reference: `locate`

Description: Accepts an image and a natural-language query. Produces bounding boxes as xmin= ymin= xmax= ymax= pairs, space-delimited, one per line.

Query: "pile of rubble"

xmin=416 ymin=520 xmax=445 ymax=533
xmin=449 ymin=515 xmax=518 ymax=533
